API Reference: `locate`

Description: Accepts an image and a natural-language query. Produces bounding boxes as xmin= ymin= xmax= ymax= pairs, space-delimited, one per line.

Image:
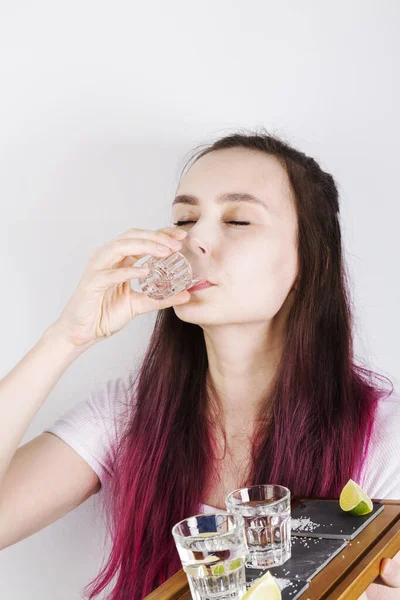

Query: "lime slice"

xmin=339 ymin=479 xmax=373 ymax=516
xmin=229 ymin=558 xmax=243 ymax=571
xmin=241 ymin=571 xmax=282 ymax=600
xmin=187 ymin=554 xmax=219 ymax=565
xmin=211 ymin=563 xmax=225 ymax=576
xmin=185 ymin=564 xmax=208 ymax=577
xmin=185 ymin=554 xmax=219 ymax=576
xmin=201 ymin=554 xmax=219 ymax=564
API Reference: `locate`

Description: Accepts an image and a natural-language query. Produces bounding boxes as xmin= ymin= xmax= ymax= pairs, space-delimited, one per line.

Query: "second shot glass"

xmin=225 ymin=484 xmax=291 ymax=569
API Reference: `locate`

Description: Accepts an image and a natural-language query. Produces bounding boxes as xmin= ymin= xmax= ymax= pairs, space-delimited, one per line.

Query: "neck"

xmin=203 ymin=320 xmax=284 ymax=437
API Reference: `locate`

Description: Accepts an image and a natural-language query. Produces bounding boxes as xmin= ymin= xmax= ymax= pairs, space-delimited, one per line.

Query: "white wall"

xmin=0 ymin=0 xmax=399 ymax=598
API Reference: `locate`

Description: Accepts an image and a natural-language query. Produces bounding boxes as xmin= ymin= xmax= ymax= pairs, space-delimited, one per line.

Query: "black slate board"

xmin=271 ymin=535 xmax=347 ymax=580
xmin=290 ymin=499 xmax=384 ymax=539
xmin=271 ymin=577 xmax=309 ymax=600
xmin=243 ymin=536 xmax=346 ymax=599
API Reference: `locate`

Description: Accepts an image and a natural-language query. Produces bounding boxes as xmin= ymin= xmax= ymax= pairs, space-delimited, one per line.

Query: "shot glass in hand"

xmin=172 ymin=512 xmax=248 ymax=600
xmin=225 ymin=485 xmax=291 ymax=569
xmin=134 ymin=231 xmax=212 ymax=301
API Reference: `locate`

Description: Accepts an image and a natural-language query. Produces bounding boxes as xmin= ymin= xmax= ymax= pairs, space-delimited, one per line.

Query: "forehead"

xmin=175 ymin=147 xmax=295 ymax=214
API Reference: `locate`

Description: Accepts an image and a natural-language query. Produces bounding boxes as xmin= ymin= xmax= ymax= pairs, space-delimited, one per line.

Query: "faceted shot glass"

xmin=172 ymin=512 xmax=248 ymax=600
xmin=134 ymin=231 xmax=211 ymax=301
xmin=225 ymin=484 xmax=291 ymax=569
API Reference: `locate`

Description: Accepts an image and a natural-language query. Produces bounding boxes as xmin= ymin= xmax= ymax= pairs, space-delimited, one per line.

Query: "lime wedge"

xmin=339 ymin=479 xmax=373 ymax=516
xmin=241 ymin=571 xmax=282 ymax=600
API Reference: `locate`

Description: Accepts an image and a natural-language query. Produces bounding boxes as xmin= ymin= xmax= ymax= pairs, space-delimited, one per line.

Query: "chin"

xmin=173 ymin=303 xmax=220 ymax=326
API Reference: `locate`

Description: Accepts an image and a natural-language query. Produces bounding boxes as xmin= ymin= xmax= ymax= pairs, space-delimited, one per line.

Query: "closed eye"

xmin=173 ymin=220 xmax=250 ymax=228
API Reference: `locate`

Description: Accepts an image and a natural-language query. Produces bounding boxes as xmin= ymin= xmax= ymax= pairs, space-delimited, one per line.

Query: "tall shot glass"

xmin=172 ymin=512 xmax=248 ymax=600
xmin=225 ymin=485 xmax=291 ymax=569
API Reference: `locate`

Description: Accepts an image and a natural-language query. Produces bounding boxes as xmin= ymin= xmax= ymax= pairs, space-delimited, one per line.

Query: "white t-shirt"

xmin=44 ymin=372 xmax=400 ymax=509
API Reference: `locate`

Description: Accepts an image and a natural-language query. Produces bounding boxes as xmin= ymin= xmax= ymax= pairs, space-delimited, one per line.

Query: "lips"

xmin=187 ymin=280 xmax=216 ymax=293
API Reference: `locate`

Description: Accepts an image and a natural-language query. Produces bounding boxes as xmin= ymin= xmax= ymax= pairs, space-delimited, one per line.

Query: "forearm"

xmin=0 ymin=323 xmax=88 ymax=484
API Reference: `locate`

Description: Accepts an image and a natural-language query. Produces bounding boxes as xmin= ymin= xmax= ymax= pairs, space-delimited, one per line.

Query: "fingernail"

xmin=157 ymin=244 xmax=171 ymax=253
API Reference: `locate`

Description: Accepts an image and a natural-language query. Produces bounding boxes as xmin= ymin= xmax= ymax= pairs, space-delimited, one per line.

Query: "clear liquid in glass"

xmin=239 ymin=502 xmax=291 ymax=568
xmin=137 ymin=251 xmax=195 ymax=301
xmin=178 ymin=533 xmax=247 ymax=600
xmin=173 ymin=514 xmax=247 ymax=600
xmin=135 ymin=230 xmax=212 ymax=300
xmin=225 ymin=486 xmax=291 ymax=569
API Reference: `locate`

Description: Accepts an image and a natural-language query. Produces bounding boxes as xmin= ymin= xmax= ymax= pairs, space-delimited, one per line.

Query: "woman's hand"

xmin=49 ymin=226 xmax=191 ymax=349
xmin=358 ymin=550 xmax=400 ymax=599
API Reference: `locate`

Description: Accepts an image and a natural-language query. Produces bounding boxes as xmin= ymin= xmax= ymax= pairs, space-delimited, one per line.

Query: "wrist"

xmin=41 ymin=322 xmax=94 ymax=357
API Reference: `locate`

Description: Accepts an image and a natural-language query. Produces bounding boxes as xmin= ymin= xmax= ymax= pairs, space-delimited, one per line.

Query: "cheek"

xmin=226 ymin=241 xmax=298 ymax=311
xmin=268 ymin=245 xmax=298 ymax=290
xmin=226 ymin=237 xmax=297 ymax=284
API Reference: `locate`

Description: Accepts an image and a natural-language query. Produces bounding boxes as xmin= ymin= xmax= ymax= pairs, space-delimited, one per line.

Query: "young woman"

xmin=0 ymin=131 xmax=399 ymax=600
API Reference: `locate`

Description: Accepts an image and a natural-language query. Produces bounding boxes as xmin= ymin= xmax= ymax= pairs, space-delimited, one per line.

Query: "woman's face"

xmin=171 ymin=147 xmax=299 ymax=326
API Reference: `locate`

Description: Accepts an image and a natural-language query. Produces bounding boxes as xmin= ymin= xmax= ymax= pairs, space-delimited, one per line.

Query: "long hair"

xmin=84 ymin=128 xmax=393 ymax=599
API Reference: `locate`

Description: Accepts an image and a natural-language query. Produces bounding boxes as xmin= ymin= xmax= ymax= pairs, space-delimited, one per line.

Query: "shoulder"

xmin=55 ymin=371 xmax=137 ymax=440
xmin=82 ymin=371 xmax=137 ymax=437
xmin=358 ymin=389 xmax=400 ymax=500
xmin=44 ymin=370 xmax=138 ymax=488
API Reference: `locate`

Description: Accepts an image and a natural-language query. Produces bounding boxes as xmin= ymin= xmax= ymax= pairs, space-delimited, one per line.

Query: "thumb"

xmin=153 ymin=290 xmax=192 ymax=311
xmin=380 ymin=558 xmax=400 ymax=587
xmin=131 ymin=288 xmax=191 ymax=316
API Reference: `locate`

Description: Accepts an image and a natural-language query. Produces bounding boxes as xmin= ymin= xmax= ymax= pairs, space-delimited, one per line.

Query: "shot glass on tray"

xmin=172 ymin=512 xmax=248 ymax=600
xmin=225 ymin=484 xmax=291 ymax=569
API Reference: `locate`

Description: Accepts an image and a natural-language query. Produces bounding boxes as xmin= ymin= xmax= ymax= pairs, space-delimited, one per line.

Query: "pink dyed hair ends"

xmin=84 ymin=129 xmax=393 ymax=599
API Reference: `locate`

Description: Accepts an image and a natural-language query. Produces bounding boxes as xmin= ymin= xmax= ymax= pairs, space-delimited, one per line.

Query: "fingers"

xmin=90 ymin=266 xmax=151 ymax=289
xmin=113 ymin=226 xmax=187 ymax=244
xmin=158 ymin=226 xmax=188 ymax=241
xmin=90 ymin=236 xmax=183 ymax=271
xmin=362 ymin=581 xmax=400 ymax=600
xmin=113 ymin=228 xmax=188 ymax=270
xmin=154 ymin=290 xmax=192 ymax=311
xmin=359 ymin=556 xmax=400 ymax=600
xmin=89 ymin=226 xmax=188 ymax=271
xmin=380 ymin=557 xmax=400 ymax=588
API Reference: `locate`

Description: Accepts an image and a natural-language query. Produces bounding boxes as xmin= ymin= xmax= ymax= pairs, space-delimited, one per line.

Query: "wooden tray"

xmin=145 ymin=498 xmax=400 ymax=600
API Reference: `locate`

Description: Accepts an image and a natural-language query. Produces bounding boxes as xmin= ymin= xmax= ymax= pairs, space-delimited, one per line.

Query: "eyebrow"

xmin=172 ymin=192 xmax=269 ymax=211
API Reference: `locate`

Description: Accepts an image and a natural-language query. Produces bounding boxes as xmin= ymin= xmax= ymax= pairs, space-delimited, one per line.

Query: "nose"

xmin=182 ymin=229 xmax=213 ymax=283
xmin=185 ymin=231 xmax=210 ymax=257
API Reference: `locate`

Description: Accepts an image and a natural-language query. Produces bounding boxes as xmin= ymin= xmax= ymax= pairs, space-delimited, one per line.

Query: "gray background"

xmin=0 ymin=0 xmax=399 ymax=598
